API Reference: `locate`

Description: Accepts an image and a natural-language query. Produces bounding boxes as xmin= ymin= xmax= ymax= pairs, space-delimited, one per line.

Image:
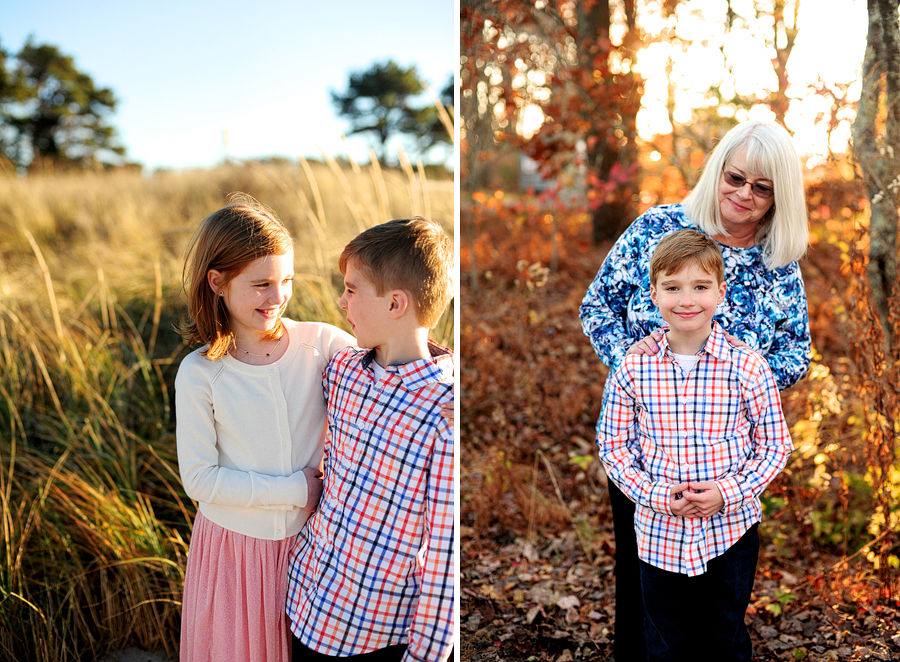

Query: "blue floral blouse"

xmin=579 ymin=203 xmax=811 ymax=391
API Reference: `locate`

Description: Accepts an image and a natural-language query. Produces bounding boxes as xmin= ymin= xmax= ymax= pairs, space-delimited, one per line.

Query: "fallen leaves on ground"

xmin=460 ymin=209 xmax=900 ymax=661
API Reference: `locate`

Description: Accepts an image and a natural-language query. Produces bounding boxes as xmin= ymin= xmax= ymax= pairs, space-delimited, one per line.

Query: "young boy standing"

xmin=286 ymin=217 xmax=454 ymax=662
xmin=598 ymin=229 xmax=793 ymax=662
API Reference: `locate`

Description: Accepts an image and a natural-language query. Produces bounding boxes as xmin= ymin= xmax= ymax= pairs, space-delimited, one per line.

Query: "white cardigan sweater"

xmin=175 ymin=319 xmax=354 ymax=540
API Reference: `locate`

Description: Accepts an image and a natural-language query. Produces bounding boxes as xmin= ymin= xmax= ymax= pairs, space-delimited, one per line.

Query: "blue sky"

xmin=0 ymin=0 xmax=456 ymax=171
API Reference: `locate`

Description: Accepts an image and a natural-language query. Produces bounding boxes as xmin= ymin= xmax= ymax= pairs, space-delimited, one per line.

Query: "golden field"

xmin=0 ymin=157 xmax=454 ymax=661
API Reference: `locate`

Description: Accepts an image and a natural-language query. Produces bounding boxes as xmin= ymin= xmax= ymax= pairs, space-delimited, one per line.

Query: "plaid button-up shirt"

xmin=598 ymin=323 xmax=792 ymax=576
xmin=286 ymin=343 xmax=454 ymax=661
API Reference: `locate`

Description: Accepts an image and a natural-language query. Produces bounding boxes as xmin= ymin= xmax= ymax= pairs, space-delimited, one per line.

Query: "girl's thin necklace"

xmin=232 ymin=335 xmax=281 ymax=358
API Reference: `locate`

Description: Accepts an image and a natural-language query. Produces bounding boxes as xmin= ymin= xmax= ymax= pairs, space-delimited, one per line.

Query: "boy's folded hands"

xmin=669 ymin=481 xmax=725 ymax=518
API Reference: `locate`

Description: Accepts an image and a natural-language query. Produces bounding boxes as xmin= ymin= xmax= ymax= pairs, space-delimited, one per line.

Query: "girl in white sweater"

xmin=175 ymin=195 xmax=353 ymax=662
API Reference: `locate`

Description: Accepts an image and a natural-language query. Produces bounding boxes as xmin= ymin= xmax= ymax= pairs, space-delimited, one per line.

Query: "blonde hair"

xmin=650 ymin=229 xmax=725 ymax=285
xmin=339 ymin=217 xmax=453 ymax=328
xmin=682 ymin=120 xmax=808 ymax=269
xmin=180 ymin=195 xmax=293 ymax=360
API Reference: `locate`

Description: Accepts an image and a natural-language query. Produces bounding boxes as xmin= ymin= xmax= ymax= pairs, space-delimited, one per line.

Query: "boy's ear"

xmin=650 ymin=283 xmax=658 ymax=306
xmin=208 ymin=269 xmax=224 ymax=295
xmin=387 ymin=289 xmax=411 ymax=320
xmin=717 ymin=281 xmax=727 ymax=304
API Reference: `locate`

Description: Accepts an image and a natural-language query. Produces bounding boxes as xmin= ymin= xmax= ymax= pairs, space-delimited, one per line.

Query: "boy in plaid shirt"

xmin=286 ymin=217 xmax=454 ymax=662
xmin=598 ymin=229 xmax=792 ymax=661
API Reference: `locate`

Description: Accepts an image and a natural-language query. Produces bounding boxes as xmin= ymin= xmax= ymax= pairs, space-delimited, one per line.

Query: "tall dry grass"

xmin=0 ymin=156 xmax=454 ymax=661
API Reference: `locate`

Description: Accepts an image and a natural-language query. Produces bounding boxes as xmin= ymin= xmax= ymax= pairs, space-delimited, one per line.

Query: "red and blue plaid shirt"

xmin=286 ymin=342 xmax=454 ymax=661
xmin=598 ymin=322 xmax=792 ymax=576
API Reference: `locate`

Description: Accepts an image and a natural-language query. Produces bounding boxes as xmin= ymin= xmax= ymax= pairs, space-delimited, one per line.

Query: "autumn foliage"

xmin=461 ymin=156 xmax=900 ymax=659
xmin=461 ymin=0 xmax=646 ymax=243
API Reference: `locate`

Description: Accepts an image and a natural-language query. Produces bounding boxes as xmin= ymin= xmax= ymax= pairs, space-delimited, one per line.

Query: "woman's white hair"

xmin=682 ymin=120 xmax=808 ymax=269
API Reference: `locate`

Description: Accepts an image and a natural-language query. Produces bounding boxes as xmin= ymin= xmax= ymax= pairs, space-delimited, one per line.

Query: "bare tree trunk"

xmin=850 ymin=0 xmax=900 ymax=596
xmin=851 ymin=0 xmax=900 ymax=340
xmin=461 ymin=81 xmax=483 ymax=294
xmin=582 ymin=0 xmax=641 ymax=244
xmin=767 ymin=0 xmax=799 ymax=125
xmin=461 ymin=0 xmax=495 ymax=293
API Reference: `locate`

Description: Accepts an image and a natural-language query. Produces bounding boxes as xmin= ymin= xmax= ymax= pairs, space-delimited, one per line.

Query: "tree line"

xmin=0 ymin=36 xmax=452 ymax=174
xmin=460 ymin=0 xmax=827 ymax=244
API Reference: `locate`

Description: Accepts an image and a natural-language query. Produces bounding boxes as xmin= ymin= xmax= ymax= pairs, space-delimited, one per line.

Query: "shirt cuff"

xmin=649 ymin=482 xmax=674 ymax=516
xmin=715 ymin=476 xmax=743 ymax=514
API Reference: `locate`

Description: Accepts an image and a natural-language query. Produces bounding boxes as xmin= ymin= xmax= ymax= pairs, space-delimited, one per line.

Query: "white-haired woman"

xmin=579 ymin=119 xmax=810 ymax=661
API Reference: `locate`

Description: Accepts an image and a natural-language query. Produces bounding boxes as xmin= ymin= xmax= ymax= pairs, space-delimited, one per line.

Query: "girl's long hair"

xmin=179 ymin=194 xmax=293 ymax=360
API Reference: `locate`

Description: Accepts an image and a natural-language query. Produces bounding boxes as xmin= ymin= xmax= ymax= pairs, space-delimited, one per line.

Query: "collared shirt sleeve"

xmin=764 ymin=262 xmax=811 ymax=390
xmin=404 ymin=412 xmax=455 ymax=662
xmin=716 ymin=356 xmax=794 ymax=513
xmin=597 ymin=363 xmax=675 ymax=516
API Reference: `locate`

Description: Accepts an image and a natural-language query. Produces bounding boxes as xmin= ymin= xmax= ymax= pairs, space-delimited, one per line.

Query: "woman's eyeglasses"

xmin=722 ymin=170 xmax=774 ymax=199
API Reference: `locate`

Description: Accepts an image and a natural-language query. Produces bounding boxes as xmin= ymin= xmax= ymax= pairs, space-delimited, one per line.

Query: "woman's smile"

xmin=716 ymin=146 xmax=774 ymax=235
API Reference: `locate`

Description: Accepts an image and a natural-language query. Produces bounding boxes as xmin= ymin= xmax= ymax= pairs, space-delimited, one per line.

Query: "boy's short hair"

xmin=650 ymin=229 xmax=725 ymax=285
xmin=339 ymin=217 xmax=453 ymax=328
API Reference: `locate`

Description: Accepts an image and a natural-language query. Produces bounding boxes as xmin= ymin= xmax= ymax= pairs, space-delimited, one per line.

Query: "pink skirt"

xmin=180 ymin=511 xmax=296 ymax=662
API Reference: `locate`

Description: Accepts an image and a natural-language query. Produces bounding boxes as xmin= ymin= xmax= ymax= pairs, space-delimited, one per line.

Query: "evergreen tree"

xmin=0 ymin=38 xmax=124 ymax=171
xmin=332 ymin=59 xmax=427 ymax=164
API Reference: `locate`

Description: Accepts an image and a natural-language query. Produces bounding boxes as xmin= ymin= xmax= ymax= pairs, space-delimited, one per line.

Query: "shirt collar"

xmin=361 ymin=341 xmax=454 ymax=389
xmin=660 ymin=321 xmax=732 ymax=361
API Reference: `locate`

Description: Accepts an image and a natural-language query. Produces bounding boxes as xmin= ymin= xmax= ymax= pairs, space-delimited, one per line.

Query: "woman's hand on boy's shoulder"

xmin=724 ymin=332 xmax=749 ymax=349
xmin=626 ymin=330 xmax=664 ymax=356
